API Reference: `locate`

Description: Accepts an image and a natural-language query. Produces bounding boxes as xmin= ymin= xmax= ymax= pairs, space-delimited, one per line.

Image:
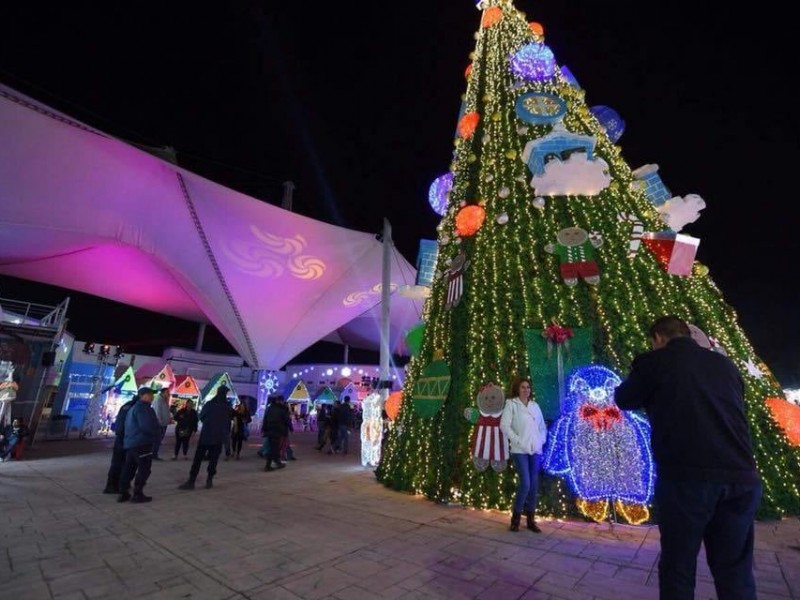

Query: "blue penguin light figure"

xmin=543 ymin=364 xmax=655 ymax=524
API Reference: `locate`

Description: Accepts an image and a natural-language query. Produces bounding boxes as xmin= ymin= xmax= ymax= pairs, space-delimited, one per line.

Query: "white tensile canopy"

xmin=0 ymin=84 xmax=424 ymax=368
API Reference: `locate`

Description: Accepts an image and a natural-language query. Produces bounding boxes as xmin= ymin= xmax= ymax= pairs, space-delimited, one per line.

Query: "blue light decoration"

xmin=259 ymin=370 xmax=279 ymax=395
xmin=590 ymin=105 xmax=626 ymax=143
xmin=509 ymin=42 xmax=557 ymax=82
xmin=560 ymin=65 xmax=581 ymax=88
xmin=515 ymin=92 xmax=566 ymax=126
xmin=428 ymin=173 xmax=453 ymax=216
xmin=542 ymin=364 xmax=655 ymax=524
xmin=415 ymin=239 xmax=439 ymax=286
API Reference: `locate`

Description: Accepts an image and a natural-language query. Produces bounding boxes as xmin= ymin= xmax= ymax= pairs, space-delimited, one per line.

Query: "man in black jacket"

xmin=615 ymin=316 xmax=761 ymax=600
xmin=263 ymin=394 xmax=291 ymax=471
xmin=178 ymin=386 xmax=231 ymax=490
xmin=102 ymin=394 xmax=139 ymax=493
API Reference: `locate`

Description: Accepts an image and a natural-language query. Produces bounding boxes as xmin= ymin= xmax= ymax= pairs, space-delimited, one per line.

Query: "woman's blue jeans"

xmin=511 ymin=453 xmax=541 ymax=514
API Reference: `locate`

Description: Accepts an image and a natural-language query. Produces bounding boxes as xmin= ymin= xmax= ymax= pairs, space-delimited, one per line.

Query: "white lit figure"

xmin=361 ymin=392 xmax=383 ymax=467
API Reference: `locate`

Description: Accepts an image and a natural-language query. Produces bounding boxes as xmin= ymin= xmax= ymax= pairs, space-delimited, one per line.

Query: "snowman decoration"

xmin=445 ymin=249 xmax=470 ymax=309
xmin=543 ymin=365 xmax=655 ymax=524
xmin=545 ymin=226 xmax=602 ymax=286
xmin=465 ymin=383 xmax=509 ymax=472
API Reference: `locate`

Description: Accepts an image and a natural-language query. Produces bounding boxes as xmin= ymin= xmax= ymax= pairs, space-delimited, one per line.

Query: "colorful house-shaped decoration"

xmin=283 ymin=378 xmax=310 ymax=404
xmin=111 ymin=366 xmax=138 ymax=396
xmin=135 ymin=362 xmax=176 ymax=392
xmin=199 ymin=372 xmax=237 ymax=409
xmin=340 ymin=381 xmax=359 ymax=404
xmin=314 ymin=386 xmax=337 ymax=405
xmin=173 ymin=375 xmax=201 ymax=401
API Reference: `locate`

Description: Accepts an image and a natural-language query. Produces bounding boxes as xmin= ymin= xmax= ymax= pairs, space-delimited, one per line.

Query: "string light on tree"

xmin=375 ymin=0 xmax=800 ymax=520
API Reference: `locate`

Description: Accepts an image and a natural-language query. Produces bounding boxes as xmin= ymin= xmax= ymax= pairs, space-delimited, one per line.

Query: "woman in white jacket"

xmin=500 ymin=376 xmax=548 ymax=532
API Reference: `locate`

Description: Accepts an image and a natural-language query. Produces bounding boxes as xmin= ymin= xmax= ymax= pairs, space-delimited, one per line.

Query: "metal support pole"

xmin=281 ymin=181 xmax=295 ymax=212
xmin=195 ymin=323 xmax=207 ymax=352
xmin=379 ymin=218 xmax=392 ymax=401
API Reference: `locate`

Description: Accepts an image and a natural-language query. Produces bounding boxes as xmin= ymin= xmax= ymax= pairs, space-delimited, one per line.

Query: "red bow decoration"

xmin=579 ymin=404 xmax=622 ymax=431
xmin=542 ymin=321 xmax=574 ymax=345
xmin=542 ymin=318 xmax=575 ymax=344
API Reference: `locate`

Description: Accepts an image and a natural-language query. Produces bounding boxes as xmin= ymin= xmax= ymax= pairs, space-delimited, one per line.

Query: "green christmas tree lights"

xmin=376 ymin=0 xmax=800 ymax=520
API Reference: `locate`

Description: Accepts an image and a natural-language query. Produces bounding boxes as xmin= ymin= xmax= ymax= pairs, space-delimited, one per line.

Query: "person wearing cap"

xmin=102 ymin=391 xmax=139 ymax=494
xmin=178 ymin=385 xmax=231 ymax=490
xmin=118 ymin=387 xmax=160 ymax=503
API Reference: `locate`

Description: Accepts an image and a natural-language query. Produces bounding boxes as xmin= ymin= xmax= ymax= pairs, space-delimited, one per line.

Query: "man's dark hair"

xmin=344 ymin=396 xmax=350 ymax=403
xmin=649 ymin=316 xmax=691 ymax=341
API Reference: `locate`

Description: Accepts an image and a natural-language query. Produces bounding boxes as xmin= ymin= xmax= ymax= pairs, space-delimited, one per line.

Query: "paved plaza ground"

xmin=1 ymin=431 xmax=798 ymax=600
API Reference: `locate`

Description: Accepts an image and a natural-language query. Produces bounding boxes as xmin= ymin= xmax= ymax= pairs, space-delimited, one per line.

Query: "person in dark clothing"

xmin=334 ymin=396 xmax=353 ymax=455
xmin=172 ymin=399 xmax=199 ymax=460
xmin=322 ymin=401 xmax=340 ymax=454
xmin=257 ymin=398 xmax=273 ymax=457
xmin=178 ymin=386 xmax=232 ymax=490
xmin=263 ymin=394 xmax=291 ymax=471
xmin=315 ymin=404 xmax=329 ymax=449
xmin=0 ymin=418 xmax=29 ymax=461
xmin=118 ymin=387 xmax=160 ymax=503
xmin=230 ymin=401 xmax=251 ymax=459
xmin=102 ymin=394 xmax=139 ymax=493
xmin=615 ymin=316 xmax=761 ymax=600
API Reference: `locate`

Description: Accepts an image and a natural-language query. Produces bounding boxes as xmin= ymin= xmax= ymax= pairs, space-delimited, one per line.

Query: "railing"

xmin=0 ymin=296 xmax=69 ymax=330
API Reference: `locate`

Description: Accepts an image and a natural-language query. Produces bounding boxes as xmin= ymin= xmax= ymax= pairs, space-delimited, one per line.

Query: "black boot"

xmin=131 ymin=487 xmax=152 ymax=503
xmin=509 ymin=511 xmax=521 ymax=532
xmin=205 ymin=478 xmax=213 ymax=489
xmin=264 ymin=462 xmax=274 ymax=471
xmin=524 ymin=511 xmax=542 ymax=533
xmin=178 ymin=480 xmax=195 ymax=490
xmin=103 ymin=477 xmax=119 ymax=494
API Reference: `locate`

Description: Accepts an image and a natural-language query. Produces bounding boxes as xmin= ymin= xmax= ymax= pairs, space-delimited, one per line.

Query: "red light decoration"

xmin=386 ymin=392 xmax=403 ymax=421
xmin=455 ymin=205 xmax=486 ymax=237
xmin=481 ymin=7 xmax=503 ymax=28
xmin=543 ymin=322 xmax=574 ymax=345
xmin=766 ymin=397 xmax=800 ymax=446
xmin=529 ymin=22 xmax=544 ymax=36
xmin=458 ymin=112 xmax=480 ymax=140
xmin=465 ymin=64 xmax=473 ymax=79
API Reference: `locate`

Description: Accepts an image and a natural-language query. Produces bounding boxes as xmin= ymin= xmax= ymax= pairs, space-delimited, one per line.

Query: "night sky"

xmin=1 ymin=2 xmax=798 ymax=383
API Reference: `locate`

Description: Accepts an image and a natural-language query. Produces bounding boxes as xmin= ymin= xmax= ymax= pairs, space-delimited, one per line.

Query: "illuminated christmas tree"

xmin=376 ymin=0 xmax=800 ymax=520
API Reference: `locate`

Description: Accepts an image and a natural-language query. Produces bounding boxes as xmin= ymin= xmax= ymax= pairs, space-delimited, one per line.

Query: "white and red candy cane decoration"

xmin=617 ymin=212 xmax=644 ymax=259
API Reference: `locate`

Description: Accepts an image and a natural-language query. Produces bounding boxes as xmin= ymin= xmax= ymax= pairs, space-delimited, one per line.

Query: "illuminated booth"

xmin=283 ymin=378 xmax=311 ymax=416
xmin=199 ymin=372 xmax=237 ymax=410
xmin=172 ymin=374 xmax=201 ymax=408
xmin=135 ymin=362 xmax=176 ymax=393
xmin=99 ymin=365 xmax=138 ymax=432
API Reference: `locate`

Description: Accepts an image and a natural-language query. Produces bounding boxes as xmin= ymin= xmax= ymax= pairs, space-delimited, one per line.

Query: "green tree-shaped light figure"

xmin=377 ymin=0 xmax=800 ymax=520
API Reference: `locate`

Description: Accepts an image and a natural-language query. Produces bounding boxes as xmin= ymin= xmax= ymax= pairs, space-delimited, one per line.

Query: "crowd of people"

xmin=103 ymin=385 xmax=255 ymax=500
xmin=315 ymin=396 xmax=355 ymax=455
xmin=101 ymin=387 xmax=329 ymax=500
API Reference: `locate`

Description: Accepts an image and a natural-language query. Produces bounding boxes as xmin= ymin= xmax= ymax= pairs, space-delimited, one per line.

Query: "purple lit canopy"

xmin=0 ymin=84 xmax=424 ymax=368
